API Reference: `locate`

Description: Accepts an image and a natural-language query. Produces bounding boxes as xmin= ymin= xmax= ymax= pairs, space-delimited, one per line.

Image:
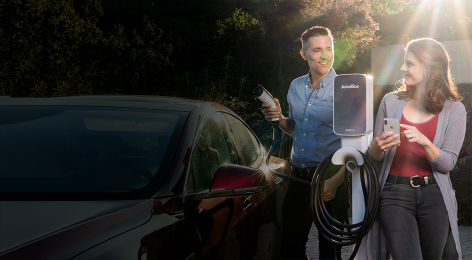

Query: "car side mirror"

xmin=210 ymin=164 xmax=267 ymax=191
xmin=188 ymin=164 xmax=268 ymax=201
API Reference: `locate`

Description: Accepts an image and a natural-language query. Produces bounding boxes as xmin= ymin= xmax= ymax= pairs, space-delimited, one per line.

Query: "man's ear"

xmin=300 ymin=48 xmax=307 ymax=61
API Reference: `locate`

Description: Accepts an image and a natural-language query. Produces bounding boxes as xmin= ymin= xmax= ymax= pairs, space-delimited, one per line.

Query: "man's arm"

xmin=278 ymin=116 xmax=295 ymax=137
xmin=323 ymin=165 xmax=345 ymax=201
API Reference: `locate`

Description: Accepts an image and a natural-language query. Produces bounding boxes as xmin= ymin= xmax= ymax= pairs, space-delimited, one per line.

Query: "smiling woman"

xmin=366 ymin=38 xmax=466 ymax=260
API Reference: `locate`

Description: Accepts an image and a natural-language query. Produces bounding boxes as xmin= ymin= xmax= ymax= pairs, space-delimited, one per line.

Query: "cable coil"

xmin=311 ymin=152 xmax=381 ymax=260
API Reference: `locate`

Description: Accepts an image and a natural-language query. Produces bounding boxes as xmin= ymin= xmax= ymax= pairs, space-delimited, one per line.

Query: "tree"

xmin=0 ymin=0 xmax=173 ymax=96
xmin=0 ymin=0 xmax=105 ymax=96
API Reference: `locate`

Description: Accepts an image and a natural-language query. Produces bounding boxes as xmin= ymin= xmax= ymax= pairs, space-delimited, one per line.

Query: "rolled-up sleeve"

xmin=431 ymin=102 xmax=467 ymax=174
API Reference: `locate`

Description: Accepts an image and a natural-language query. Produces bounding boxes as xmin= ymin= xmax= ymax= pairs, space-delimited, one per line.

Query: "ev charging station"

xmin=331 ymin=74 xmax=376 ymax=259
xmin=332 ymin=74 xmax=373 ymax=226
xmin=311 ymin=74 xmax=379 ymax=260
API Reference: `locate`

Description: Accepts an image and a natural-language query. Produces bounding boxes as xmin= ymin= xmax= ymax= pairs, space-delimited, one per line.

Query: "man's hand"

xmin=262 ymin=98 xmax=282 ymax=122
xmin=323 ymin=177 xmax=338 ymax=201
xmin=322 ymin=165 xmax=345 ymax=201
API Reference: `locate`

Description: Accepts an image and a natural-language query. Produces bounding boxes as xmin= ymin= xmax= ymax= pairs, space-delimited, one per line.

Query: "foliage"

xmin=0 ymin=0 xmax=101 ymax=96
xmin=1 ymin=0 xmax=471 ymax=182
xmin=216 ymin=8 xmax=264 ymax=38
xmin=0 ymin=0 xmax=172 ymax=96
xmin=99 ymin=16 xmax=173 ymax=94
xmin=0 ymin=0 xmax=470 ymax=134
xmin=369 ymin=0 xmax=414 ymax=16
xmin=299 ymin=0 xmax=380 ymax=71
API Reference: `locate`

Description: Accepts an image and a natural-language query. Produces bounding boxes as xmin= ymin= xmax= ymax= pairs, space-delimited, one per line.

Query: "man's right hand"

xmin=262 ymin=98 xmax=282 ymax=122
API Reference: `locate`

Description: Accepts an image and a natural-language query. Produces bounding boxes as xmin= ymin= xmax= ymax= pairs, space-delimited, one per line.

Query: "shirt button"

xmin=301 ymin=149 xmax=304 ymax=152
xmin=303 ymin=133 xmax=306 ymax=136
xmin=305 ymin=118 xmax=308 ymax=121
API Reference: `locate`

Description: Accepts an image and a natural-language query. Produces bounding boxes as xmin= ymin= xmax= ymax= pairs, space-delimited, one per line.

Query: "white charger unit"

xmin=331 ymin=74 xmax=374 ymax=260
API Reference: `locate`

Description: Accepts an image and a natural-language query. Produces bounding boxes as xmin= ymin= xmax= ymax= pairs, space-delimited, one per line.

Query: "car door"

xmin=221 ymin=113 xmax=274 ymax=257
xmin=186 ymin=112 xmax=248 ymax=258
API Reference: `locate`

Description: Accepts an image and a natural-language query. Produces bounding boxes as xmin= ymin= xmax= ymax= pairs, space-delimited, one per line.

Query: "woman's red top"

xmin=389 ymin=113 xmax=439 ymax=177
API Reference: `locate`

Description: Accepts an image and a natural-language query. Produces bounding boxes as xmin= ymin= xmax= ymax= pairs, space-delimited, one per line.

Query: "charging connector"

xmin=253 ymin=84 xmax=278 ymax=122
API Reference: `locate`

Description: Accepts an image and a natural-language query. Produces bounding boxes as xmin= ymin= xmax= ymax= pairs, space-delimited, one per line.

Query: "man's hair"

xmin=300 ymin=26 xmax=333 ymax=50
xmin=395 ymin=38 xmax=462 ymax=113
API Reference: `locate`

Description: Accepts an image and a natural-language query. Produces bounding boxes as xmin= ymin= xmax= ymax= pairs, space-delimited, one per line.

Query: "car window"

xmin=0 ymin=106 xmax=186 ymax=194
xmin=189 ymin=112 xmax=237 ymax=192
xmin=223 ymin=114 xmax=262 ymax=167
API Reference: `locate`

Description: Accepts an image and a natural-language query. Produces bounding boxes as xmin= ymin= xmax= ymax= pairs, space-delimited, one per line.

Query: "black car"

xmin=0 ymin=96 xmax=289 ymax=259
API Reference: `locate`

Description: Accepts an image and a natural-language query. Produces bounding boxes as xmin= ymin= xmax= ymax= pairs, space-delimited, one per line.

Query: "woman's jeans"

xmin=379 ymin=181 xmax=450 ymax=260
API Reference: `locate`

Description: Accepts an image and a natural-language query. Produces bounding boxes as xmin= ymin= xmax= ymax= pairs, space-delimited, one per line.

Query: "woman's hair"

xmin=395 ymin=38 xmax=462 ymax=113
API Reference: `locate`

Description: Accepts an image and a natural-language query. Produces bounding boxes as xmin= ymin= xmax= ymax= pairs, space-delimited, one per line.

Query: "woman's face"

xmin=400 ymin=51 xmax=425 ymax=87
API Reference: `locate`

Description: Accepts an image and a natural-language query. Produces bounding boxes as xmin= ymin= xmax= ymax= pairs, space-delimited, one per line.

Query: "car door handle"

xmin=243 ymin=196 xmax=253 ymax=210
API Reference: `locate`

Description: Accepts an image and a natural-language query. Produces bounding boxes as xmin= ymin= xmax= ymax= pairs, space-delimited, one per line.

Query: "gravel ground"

xmin=306 ymin=224 xmax=472 ymax=259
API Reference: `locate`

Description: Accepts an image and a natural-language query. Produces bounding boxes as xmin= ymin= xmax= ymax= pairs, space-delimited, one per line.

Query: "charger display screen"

xmin=333 ymin=74 xmax=367 ymax=136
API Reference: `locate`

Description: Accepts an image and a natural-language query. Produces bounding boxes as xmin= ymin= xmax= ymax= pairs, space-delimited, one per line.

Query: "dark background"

xmin=0 ymin=0 xmax=471 ymax=224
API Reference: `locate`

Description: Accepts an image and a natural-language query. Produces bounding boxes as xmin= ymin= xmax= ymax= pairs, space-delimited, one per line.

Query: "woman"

xmin=368 ymin=38 xmax=466 ymax=259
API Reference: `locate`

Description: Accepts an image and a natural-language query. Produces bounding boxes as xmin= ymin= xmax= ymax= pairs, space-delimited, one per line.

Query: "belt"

xmin=386 ymin=174 xmax=436 ymax=188
xmin=291 ymin=165 xmax=318 ymax=180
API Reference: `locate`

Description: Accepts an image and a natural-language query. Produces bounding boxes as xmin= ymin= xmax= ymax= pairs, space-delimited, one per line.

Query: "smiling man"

xmin=262 ymin=26 xmax=342 ymax=259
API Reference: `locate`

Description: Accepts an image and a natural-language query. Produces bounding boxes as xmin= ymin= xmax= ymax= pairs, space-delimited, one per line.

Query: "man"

xmin=262 ymin=26 xmax=343 ymax=259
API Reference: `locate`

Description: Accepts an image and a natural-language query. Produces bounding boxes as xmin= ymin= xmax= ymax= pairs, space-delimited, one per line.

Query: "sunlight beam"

xmin=451 ymin=0 xmax=472 ymax=57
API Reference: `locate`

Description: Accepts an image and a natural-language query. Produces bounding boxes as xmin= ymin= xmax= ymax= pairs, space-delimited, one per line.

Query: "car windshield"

xmin=0 ymin=106 xmax=186 ymax=194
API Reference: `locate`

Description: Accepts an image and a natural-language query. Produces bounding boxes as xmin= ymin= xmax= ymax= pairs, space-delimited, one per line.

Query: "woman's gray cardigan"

xmin=359 ymin=92 xmax=467 ymax=259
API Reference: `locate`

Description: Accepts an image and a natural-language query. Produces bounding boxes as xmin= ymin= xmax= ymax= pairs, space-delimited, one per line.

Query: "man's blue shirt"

xmin=287 ymin=69 xmax=341 ymax=168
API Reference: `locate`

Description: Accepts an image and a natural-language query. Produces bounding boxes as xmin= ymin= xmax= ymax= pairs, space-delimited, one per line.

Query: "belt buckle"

xmin=410 ymin=175 xmax=420 ymax=188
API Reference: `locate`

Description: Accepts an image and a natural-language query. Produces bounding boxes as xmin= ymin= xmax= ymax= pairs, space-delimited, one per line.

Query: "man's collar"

xmin=308 ymin=69 xmax=336 ymax=88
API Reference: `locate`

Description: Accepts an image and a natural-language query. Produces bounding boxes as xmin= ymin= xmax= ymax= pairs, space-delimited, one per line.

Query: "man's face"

xmin=300 ymin=35 xmax=334 ymax=78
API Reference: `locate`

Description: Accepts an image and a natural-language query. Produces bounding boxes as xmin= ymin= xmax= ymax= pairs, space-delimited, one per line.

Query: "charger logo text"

xmin=341 ymin=84 xmax=360 ymax=89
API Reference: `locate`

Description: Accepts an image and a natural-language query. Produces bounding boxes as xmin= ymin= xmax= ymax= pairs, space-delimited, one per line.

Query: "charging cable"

xmin=311 ymin=152 xmax=380 ymax=260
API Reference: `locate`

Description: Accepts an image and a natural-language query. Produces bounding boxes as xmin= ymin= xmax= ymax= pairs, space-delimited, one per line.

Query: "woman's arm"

xmin=430 ymin=103 xmax=467 ymax=173
xmin=400 ymin=102 xmax=467 ymax=173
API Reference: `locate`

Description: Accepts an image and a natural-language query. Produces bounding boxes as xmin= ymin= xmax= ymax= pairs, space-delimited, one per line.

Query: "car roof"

xmin=0 ymin=95 xmax=228 ymax=112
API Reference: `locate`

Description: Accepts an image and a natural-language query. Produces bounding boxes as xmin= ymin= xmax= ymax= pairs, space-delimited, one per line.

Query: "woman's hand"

xmin=369 ymin=131 xmax=400 ymax=161
xmin=400 ymin=123 xmax=440 ymax=161
xmin=400 ymin=124 xmax=431 ymax=146
xmin=373 ymin=131 xmax=401 ymax=152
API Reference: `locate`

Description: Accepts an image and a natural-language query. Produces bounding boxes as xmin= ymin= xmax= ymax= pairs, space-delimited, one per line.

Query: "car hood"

xmin=0 ymin=200 xmax=151 ymax=254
